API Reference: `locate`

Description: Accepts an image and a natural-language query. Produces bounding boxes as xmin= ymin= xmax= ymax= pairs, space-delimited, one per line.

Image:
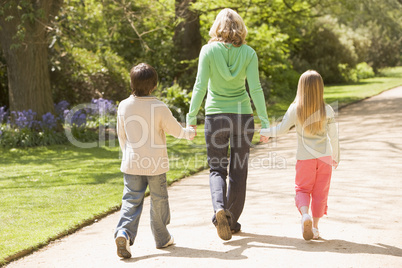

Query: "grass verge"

xmin=267 ymin=67 xmax=402 ymax=119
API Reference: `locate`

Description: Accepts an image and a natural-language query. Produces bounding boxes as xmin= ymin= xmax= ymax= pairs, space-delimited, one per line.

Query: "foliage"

xmin=156 ymin=83 xmax=204 ymax=121
xmin=100 ymin=0 xmax=178 ymax=87
xmin=192 ymin=0 xmax=314 ymax=100
xmin=378 ymin=66 xmax=402 ymax=78
xmin=336 ymin=62 xmax=375 ymax=83
xmin=49 ymin=1 xmax=131 ymax=105
xmin=292 ymin=17 xmax=356 ymax=83
xmin=0 ymin=0 xmax=401 ymax=113
xmin=319 ymin=0 xmax=402 ymax=72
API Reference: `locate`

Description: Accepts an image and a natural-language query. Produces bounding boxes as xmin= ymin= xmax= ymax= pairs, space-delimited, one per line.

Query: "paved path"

xmin=6 ymin=87 xmax=402 ymax=268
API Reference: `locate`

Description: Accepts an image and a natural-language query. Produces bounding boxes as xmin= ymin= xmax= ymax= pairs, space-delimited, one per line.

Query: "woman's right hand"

xmin=260 ymin=135 xmax=269 ymax=143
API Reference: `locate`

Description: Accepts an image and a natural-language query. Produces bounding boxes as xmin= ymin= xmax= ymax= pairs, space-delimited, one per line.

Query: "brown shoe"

xmin=216 ymin=209 xmax=232 ymax=240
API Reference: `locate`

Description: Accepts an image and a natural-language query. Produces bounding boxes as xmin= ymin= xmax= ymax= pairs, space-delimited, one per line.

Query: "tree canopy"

xmin=0 ymin=0 xmax=401 ymax=112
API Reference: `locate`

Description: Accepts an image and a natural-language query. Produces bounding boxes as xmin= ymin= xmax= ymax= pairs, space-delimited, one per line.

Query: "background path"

xmin=6 ymin=87 xmax=402 ymax=267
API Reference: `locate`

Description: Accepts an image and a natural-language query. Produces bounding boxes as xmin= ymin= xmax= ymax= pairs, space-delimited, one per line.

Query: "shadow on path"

xmin=121 ymin=232 xmax=402 ymax=263
xmin=229 ymin=232 xmax=402 ymax=257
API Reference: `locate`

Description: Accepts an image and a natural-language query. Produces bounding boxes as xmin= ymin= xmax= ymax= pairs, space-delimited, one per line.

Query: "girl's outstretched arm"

xmin=260 ymin=104 xmax=296 ymax=137
xmin=326 ymin=105 xmax=340 ymax=166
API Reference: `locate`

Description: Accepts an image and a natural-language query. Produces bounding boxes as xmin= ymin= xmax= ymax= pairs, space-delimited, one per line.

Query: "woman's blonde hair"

xmin=295 ymin=70 xmax=326 ymax=135
xmin=208 ymin=8 xmax=247 ymax=47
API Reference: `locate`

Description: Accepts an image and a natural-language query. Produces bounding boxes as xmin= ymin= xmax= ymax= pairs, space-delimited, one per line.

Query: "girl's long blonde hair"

xmin=208 ymin=8 xmax=247 ymax=47
xmin=295 ymin=70 xmax=326 ymax=135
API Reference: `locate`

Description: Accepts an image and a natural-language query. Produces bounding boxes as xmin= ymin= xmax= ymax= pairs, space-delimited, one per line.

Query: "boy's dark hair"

xmin=130 ymin=63 xmax=158 ymax=96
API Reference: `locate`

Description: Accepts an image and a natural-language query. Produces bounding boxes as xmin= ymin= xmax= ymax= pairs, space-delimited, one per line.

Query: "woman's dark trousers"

xmin=204 ymin=113 xmax=254 ymax=230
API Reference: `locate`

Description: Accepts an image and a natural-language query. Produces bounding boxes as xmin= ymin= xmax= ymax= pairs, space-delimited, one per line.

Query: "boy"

xmin=114 ymin=63 xmax=195 ymax=258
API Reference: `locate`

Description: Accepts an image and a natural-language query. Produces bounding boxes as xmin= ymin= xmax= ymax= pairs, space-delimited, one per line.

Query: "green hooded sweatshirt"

xmin=186 ymin=42 xmax=269 ymax=128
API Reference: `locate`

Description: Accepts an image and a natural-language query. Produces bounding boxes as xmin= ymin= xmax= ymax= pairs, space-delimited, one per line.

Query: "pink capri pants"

xmin=295 ymin=156 xmax=332 ymax=218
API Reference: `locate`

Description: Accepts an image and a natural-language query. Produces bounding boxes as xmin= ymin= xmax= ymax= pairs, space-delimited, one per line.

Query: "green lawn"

xmin=1 ymin=67 xmax=401 ymax=265
xmin=0 ymin=135 xmax=207 ymax=265
xmin=267 ymin=66 xmax=402 ymax=119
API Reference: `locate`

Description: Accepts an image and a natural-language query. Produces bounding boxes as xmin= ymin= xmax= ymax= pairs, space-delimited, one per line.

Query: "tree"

xmin=0 ymin=0 xmax=62 ymax=116
xmin=173 ymin=0 xmax=202 ymax=87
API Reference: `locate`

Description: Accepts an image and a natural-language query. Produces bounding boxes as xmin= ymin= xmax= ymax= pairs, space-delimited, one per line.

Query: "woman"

xmin=186 ymin=8 xmax=269 ymax=241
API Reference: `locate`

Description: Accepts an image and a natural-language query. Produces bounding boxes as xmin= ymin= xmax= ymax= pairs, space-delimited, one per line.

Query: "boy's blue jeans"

xmin=204 ymin=113 xmax=255 ymax=230
xmin=114 ymin=173 xmax=171 ymax=248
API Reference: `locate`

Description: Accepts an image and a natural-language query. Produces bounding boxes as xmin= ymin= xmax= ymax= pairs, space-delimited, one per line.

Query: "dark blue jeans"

xmin=204 ymin=113 xmax=255 ymax=230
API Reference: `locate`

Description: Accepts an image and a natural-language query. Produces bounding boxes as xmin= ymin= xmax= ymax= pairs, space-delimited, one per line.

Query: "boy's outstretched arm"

xmin=162 ymin=105 xmax=195 ymax=140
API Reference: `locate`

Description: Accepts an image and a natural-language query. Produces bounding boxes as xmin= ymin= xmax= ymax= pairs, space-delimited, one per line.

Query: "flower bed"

xmin=0 ymin=98 xmax=117 ymax=148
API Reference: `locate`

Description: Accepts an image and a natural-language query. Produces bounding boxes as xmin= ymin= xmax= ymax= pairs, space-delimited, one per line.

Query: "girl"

xmin=260 ymin=70 xmax=339 ymax=240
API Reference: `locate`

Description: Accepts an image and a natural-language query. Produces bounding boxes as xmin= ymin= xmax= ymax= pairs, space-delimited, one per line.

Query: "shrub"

xmin=356 ymin=62 xmax=375 ymax=79
xmin=86 ymin=98 xmax=117 ymax=128
xmin=0 ymin=107 xmax=66 ymax=147
xmin=50 ymin=46 xmax=130 ymax=106
xmin=156 ymin=83 xmax=204 ymax=122
xmin=338 ymin=63 xmax=358 ymax=83
xmin=292 ymin=17 xmax=359 ymax=84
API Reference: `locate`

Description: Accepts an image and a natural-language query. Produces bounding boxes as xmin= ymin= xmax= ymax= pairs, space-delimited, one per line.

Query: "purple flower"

xmin=71 ymin=111 xmax=87 ymax=127
xmin=0 ymin=106 xmax=7 ymax=124
xmin=55 ymin=101 xmax=70 ymax=120
xmin=41 ymin=112 xmax=57 ymax=130
xmin=89 ymin=98 xmax=117 ymax=116
xmin=63 ymin=109 xmax=70 ymax=120
xmin=11 ymin=109 xmax=38 ymax=129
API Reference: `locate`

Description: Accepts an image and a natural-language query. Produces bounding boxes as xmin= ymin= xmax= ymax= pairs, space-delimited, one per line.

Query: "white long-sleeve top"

xmin=260 ymin=103 xmax=340 ymax=163
xmin=117 ymin=95 xmax=195 ymax=175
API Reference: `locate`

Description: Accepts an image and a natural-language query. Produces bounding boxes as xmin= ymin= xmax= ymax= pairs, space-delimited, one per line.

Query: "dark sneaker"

xmin=231 ymin=222 xmax=241 ymax=234
xmin=216 ymin=209 xmax=232 ymax=240
xmin=115 ymin=230 xmax=132 ymax=258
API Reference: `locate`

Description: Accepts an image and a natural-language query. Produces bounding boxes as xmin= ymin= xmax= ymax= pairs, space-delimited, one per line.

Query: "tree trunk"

xmin=0 ymin=1 xmax=62 ymax=116
xmin=173 ymin=0 xmax=202 ymax=87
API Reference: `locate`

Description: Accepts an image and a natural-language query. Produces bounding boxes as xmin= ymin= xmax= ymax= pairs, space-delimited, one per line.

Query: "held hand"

xmin=188 ymin=131 xmax=195 ymax=141
xmin=332 ymin=160 xmax=338 ymax=169
xmin=259 ymin=135 xmax=270 ymax=143
xmin=189 ymin=125 xmax=197 ymax=138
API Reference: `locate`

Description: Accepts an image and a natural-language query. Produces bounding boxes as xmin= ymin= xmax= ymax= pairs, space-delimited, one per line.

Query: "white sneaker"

xmin=115 ymin=230 xmax=131 ymax=258
xmin=312 ymin=227 xmax=320 ymax=240
xmin=158 ymin=236 xmax=174 ymax=249
xmin=301 ymin=214 xmax=313 ymax=240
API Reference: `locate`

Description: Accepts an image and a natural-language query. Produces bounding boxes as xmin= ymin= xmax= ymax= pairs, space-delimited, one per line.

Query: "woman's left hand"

xmin=189 ymin=125 xmax=197 ymax=137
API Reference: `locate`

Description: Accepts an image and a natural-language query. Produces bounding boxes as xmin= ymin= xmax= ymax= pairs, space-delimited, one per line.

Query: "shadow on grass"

xmin=0 ymin=144 xmax=120 ymax=165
